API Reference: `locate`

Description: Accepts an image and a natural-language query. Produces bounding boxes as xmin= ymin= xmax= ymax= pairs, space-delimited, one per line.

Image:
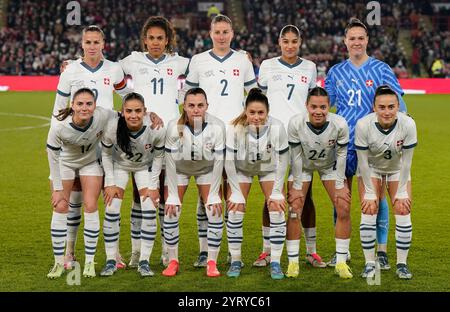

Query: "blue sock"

xmin=333 ymin=206 xmax=337 ymax=226
xmin=376 ymin=198 xmax=389 ymax=245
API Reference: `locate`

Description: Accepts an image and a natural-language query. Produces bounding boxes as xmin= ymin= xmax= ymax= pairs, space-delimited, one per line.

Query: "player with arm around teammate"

xmin=46 ymin=88 xmax=117 ymax=279
xmin=163 ymin=88 xmax=226 ymax=277
xmin=119 ymin=16 xmax=190 ymax=268
xmin=54 ymin=25 xmax=131 ymax=270
xmin=355 ymin=85 xmax=416 ymax=280
xmin=99 ymin=92 xmax=166 ymax=277
xmin=225 ymin=88 xmax=289 ymax=280
xmin=324 ymin=18 xmax=408 ymax=268
xmin=286 ymin=86 xmax=352 ymax=279
xmin=184 ymin=14 xmax=257 ymax=268
xmin=257 ymin=24 xmax=326 ymax=268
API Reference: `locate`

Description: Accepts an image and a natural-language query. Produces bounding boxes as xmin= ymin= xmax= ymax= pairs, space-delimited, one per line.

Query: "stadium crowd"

xmin=0 ymin=0 xmax=448 ymax=77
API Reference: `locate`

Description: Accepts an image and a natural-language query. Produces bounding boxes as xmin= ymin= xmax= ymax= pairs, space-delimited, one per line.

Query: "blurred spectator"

xmin=431 ymin=55 xmax=446 ymax=78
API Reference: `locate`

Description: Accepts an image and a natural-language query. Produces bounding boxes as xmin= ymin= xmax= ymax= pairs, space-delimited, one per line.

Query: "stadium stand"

xmin=0 ymin=0 xmax=448 ymax=77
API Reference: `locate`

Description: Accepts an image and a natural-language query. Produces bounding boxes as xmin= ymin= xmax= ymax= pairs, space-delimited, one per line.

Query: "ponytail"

xmin=116 ymin=115 xmax=132 ymax=156
xmin=54 ymin=107 xmax=73 ymax=121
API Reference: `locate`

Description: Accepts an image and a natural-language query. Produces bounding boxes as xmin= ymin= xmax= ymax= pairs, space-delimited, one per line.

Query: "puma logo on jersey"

xmin=90 ymin=80 xmax=96 ymax=84
xmin=287 ymin=75 xmax=293 ymax=80
xmin=219 ymin=69 xmax=226 ymax=75
xmin=154 ymin=69 xmax=160 ymax=74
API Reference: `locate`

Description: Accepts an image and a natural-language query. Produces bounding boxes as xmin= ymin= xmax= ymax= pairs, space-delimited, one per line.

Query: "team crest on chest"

xmin=366 ymin=79 xmax=373 ymax=87
xmin=266 ymin=143 xmax=272 ymax=153
xmin=396 ymin=139 xmax=404 ymax=147
xmin=328 ymin=139 xmax=336 ymax=146
xmin=300 ymin=76 xmax=308 ymax=83
xmin=104 ymin=78 xmax=110 ymax=85
xmin=233 ymin=69 xmax=240 ymax=76
xmin=145 ymin=143 xmax=152 ymax=150
xmin=96 ymin=130 xmax=103 ymax=138
xmin=167 ymin=68 xmax=173 ymax=76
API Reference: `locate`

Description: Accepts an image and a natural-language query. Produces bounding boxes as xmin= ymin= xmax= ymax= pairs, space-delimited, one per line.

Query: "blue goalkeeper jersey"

xmin=325 ymin=57 xmax=407 ymax=151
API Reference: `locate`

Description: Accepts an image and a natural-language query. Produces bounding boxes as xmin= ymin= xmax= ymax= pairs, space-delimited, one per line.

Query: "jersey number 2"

xmin=220 ymin=79 xmax=229 ymax=96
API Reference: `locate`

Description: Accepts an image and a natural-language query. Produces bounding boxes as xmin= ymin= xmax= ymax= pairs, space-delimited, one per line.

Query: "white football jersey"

xmin=226 ymin=117 xmax=289 ymax=175
xmin=102 ymin=115 xmax=166 ymax=173
xmin=185 ymin=49 xmax=257 ymax=124
xmin=355 ymin=112 xmax=417 ymax=174
xmin=47 ymin=107 xmax=117 ymax=167
xmin=120 ymin=52 xmax=190 ymax=123
xmin=54 ymin=59 xmax=125 ymax=114
xmin=288 ymin=112 xmax=349 ymax=171
xmin=258 ymin=57 xmax=317 ymax=125
xmin=165 ymin=113 xmax=226 ymax=176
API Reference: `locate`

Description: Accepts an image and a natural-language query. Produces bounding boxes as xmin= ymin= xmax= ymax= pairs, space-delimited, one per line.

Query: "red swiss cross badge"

xmin=104 ymin=78 xmax=110 ymax=85
xmin=366 ymin=79 xmax=373 ymax=87
xmin=233 ymin=69 xmax=240 ymax=76
xmin=167 ymin=68 xmax=173 ymax=76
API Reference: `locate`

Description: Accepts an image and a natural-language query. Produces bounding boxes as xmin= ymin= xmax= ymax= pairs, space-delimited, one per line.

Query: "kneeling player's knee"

xmin=54 ymin=201 xmax=69 ymax=213
xmin=288 ymin=207 xmax=301 ymax=220
xmin=84 ymin=201 xmax=98 ymax=213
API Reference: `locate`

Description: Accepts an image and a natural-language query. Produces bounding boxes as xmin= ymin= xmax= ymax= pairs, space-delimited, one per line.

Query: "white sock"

xmin=336 ymin=238 xmax=350 ymax=264
xmin=395 ymin=214 xmax=412 ymax=265
xmin=206 ymin=207 xmax=223 ymax=262
xmin=130 ymin=202 xmax=142 ymax=254
xmin=286 ymin=240 xmax=300 ymax=263
xmin=262 ymin=226 xmax=271 ymax=254
xmin=360 ymin=213 xmax=377 ymax=264
xmin=66 ymin=191 xmax=82 ymax=254
xmin=140 ymin=197 xmax=157 ymax=262
xmin=103 ymin=198 xmax=122 ymax=261
xmin=84 ymin=211 xmax=100 ymax=264
xmin=196 ymin=197 xmax=208 ymax=253
xmin=304 ymin=227 xmax=317 ymax=255
xmin=269 ymin=211 xmax=286 ymax=263
xmin=51 ymin=212 xmax=67 ymax=264
xmin=227 ymin=211 xmax=244 ymax=263
xmin=164 ymin=208 xmax=181 ymax=261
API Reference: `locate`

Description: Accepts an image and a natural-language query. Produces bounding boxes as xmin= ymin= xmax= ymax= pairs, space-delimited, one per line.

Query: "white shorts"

xmin=115 ymin=168 xmax=150 ymax=190
xmin=288 ymin=166 xmax=336 ymax=182
xmin=236 ymin=170 xmax=276 ymax=184
xmin=164 ymin=171 xmax=213 ymax=186
xmin=60 ymin=160 xmax=104 ymax=180
xmin=356 ymin=168 xmax=411 ymax=182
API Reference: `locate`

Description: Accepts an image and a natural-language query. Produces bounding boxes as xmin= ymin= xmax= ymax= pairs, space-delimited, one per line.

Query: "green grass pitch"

xmin=0 ymin=92 xmax=449 ymax=292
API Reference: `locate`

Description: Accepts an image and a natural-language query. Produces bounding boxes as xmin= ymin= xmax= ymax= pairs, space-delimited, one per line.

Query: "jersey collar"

xmin=129 ymin=125 xmax=147 ymax=139
xmin=70 ymin=116 xmax=94 ymax=132
xmin=80 ymin=60 xmax=104 ymax=73
xmin=146 ymin=54 xmax=166 ymax=64
xmin=209 ymin=50 xmax=234 ymax=63
xmin=375 ymin=119 xmax=397 ymax=135
xmin=278 ymin=57 xmax=303 ymax=69
xmin=306 ymin=121 xmax=329 ymax=135
xmin=347 ymin=56 xmax=372 ymax=71
xmin=186 ymin=122 xmax=208 ymax=136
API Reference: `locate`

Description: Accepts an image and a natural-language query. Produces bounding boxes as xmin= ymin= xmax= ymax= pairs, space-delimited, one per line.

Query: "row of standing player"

xmin=47 ymin=14 xmax=415 ymax=280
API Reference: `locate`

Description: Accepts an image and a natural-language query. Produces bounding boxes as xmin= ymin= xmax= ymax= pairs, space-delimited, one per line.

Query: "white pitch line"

xmin=0 ymin=112 xmax=51 ymax=131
